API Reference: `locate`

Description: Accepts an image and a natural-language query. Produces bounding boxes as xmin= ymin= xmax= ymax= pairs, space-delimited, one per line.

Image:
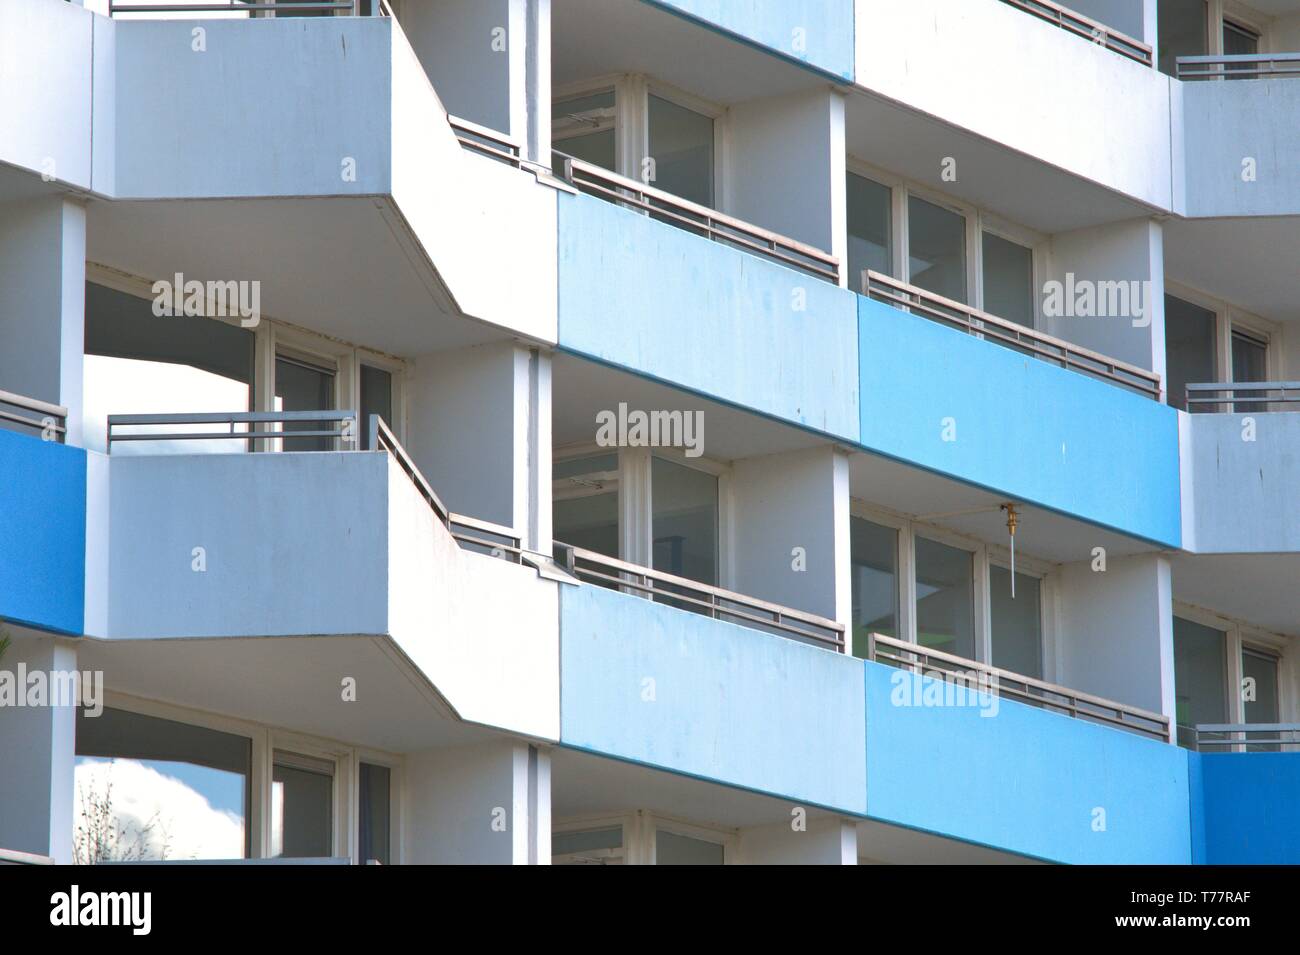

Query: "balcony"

xmin=1000 ymin=0 xmax=1152 ymax=66
xmin=1177 ymin=53 xmax=1300 ymax=81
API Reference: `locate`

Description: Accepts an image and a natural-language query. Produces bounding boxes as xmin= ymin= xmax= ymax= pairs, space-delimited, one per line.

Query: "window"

xmin=553 ymin=453 xmax=620 ymax=559
xmin=358 ymin=762 xmax=391 ymax=865
xmin=83 ymin=282 xmax=255 ymax=455
xmin=1242 ymin=648 xmax=1280 ymax=749
xmin=359 ymin=364 xmax=394 ymax=450
xmin=553 ymin=826 xmax=625 ymax=865
xmin=908 ymin=196 xmax=967 ymax=303
xmin=989 ymin=566 xmax=1042 ymax=679
xmin=1164 ymin=295 xmax=1217 ymax=411
xmin=1223 ymin=20 xmax=1259 ymax=78
xmin=655 ymin=829 xmax=724 ymax=865
xmin=847 ymin=173 xmax=893 ymax=290
xmin=981 ymin=232 xmax=1034 ymax=328
xmin=914 ymin=536 xmax=975 ymax=661
xmin=652 ymin=456 xmax=718 ymax=587
xmin=850 ymin=516 xmax=898 ymax=656
xmin=647 ymin=94 xmax=714 ymax=208
xmin=271 ymin=751 xmax=335 ymax=859
xmin=1158 ymin=0 xmax=1208 ymax=77
xmin=1173 ymin=616 xmax=1228 ymax=748
xmin=74 ymin=707 xmax=252 ymax=863
xmin=552 ymin=90 xmax=616 ymax=172
xmin=1231 ymin=329 xmax=1268 ymax=412
xmin=274 ymin=353 xmax=336 ymax=452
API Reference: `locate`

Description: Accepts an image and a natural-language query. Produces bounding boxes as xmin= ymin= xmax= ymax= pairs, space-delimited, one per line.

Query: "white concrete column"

xmin=727 ymin=445 xmax=851 ymax=627
xmin=403 ymin=740 xmax=550 ymax=864
xmin=0 ymin=196 xmax=86 ymax=446
xmin=1049 ymin=553 xmax=1174 ymax=727
xmin=0 ymin=636 xmax=78 ymax=862
xmin=619 ymin=446 xmax=653 ymax=567
xmin=735 ymin=817 xmax=858 ymax=865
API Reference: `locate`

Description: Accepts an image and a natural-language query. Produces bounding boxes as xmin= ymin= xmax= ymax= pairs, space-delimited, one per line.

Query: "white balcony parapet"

xmin=862 ymin=270 xmax=1164 ymax=401
xmin=1177 ymin=53 xmax=1300 ymax=81
xmin=1000 ymin=0 xmax=1152 ymax=66
xmin=866 ymin=632 xmax=1172 ymax=743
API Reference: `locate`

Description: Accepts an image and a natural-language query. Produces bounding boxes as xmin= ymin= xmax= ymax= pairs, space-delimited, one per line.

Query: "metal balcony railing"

xmin=1186 ymin=381 xmax=1300 ymax=413
xmin=555 ymin=543 xmax=846 ymax=652
xmin=866 ymin=632 xmax=1172 ymax=743
xmin=0 ymin=389 xmax=67 ymax=442
xmin=109 ymin=1 xmax=358 ymax=14
xmin=553 ymin=154 xmax=841 ymax=283
xmin=1177 ymin=53 xmax=1300 ymax=81
xmin=0 ymin=848 xmax=54 ymax=866
xmin=1193 ymin=723 xmax=1300 ymax=752
xmin=449 ymin=116 xmax=524 ymax=169
xmin=862 ymin=271 xmax=1164 ymax=401
xmin=106 ymin=410 xmax=357 ymax=453
xmin=1000 ymin=0 xmax=1153 ymax=66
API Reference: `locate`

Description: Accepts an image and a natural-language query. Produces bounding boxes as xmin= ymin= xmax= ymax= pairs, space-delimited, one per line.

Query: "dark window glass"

xmin=1158 ymin=0 xmax=1208 ymax=77
xmin=652 ymin=456 xmax=718 ymax=586
xmin=272 ymin=752 xmax=334 ymax=858
xmin=982 ymin=232 xmax=1034 ymax=328
xmin=553 ymin=91 xmax=616 ymax=172
xmin=850 ymin=517 xmax=898 ymax=657
xmin=1223 ymin=20 xmax=1259 ymax=78
xmin=275 ymin=354 xmax=335 ymax=452
xmin=847 ymin=173 xmax=892 ymax=292
xmin=360 ymin=364 xmax=393 ymax=450
xmin=1165 ymin=295 xmax=1217 ymax=411
xmin=358 ymin=762 xmax=391 ymax=864
xmin=552 ymin=454 xmax=620 ymax=559
xmin=1173 ymin=616 xmax=1228 ymax=748
xmin=655 ymin=830 xmax=724 ymax=865
xmin=914 ymin=536 xmax=975 ymax=661
xmin=990 ymin=566 xmax=1042 ymax=678
xmin=908 ymin=196 xmax=966 ymax=303
xmin=647 ymin=94 xmax=714 ymax=207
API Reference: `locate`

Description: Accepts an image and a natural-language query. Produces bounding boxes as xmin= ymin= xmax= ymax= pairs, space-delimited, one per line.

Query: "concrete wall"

xmin=864 ymin=661 xmax=1192 ymax=864
xmin=560 ymin=583 xmax=867 ymax=812
xmin=645 ymin=0 xmax=855 ymax=80
xmin=857 ymin=296 xmax=1182 ymax=548
xmin=558 ymin=191 xmax=860 ymax=440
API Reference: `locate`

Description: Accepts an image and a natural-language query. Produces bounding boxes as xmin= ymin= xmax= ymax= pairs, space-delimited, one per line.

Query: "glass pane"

xmin=647 ymin=94 xmax=713 ymax=207
xmin=908 ymin=196 xmax=966 ymax=303
xmin=1223 ymin=21 xmax=1259 ymax=79
xmin=271 ymin=753 xmax=334 ymax=858
xmin=1158 ymin=0 xmax=1208 ymax=77
xmin=553 ymin=90 xmax=617 ymax=173
xmin=1173 ymin=616 xmax=1228 ymax=748
xmin=1242 ymin=650 xmax=1279 ymax=726
xmin=850 ymin=516 xmax=898 ymax=658
xmin=74 ymin=707 xmax=251 ymax=863
xmin=553 ymin=452 xmax=618 ymax=480
xmin=1231 ymin=331 xmax=1268 ymax=413
xmin=553 ymin=826 xmax=623 ymax=861
xmin=989 ymin=566 xmax=1042 ymax=678
xmin=652 ymin=456 xmax=718 ymax=586
xmin=275 ymin=355 xmax=335 ymax=452
xmin=847 ymin=173 xmax=892 ymax=291
xmin=914 ymin=536 xmax=975 ymax=661
xmin=1164 ymin=295 xmax=1217 ymax=411
xmin=359 ymin=364 xmax=393 ymax=450
xmin=358 ymin=762 xmax=391 ymax=865
xmin=553 ymin=454 xmax=620 ymax=558
xmin=83 ymin=282 xmax=254 ymax=455
xmin=655 ymin=829 xmax=724 ymax=865
xmin=981 ymin=232 xmax=1034 ymax=328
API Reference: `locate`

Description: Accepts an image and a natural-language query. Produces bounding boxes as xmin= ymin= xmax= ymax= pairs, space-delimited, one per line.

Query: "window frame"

xmin=1165 ymin=280 xmax=1281 ymax=399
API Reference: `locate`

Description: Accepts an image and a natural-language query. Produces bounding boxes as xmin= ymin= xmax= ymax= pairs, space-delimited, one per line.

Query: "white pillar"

xmin=735 ymin=817 xmax=858 ymax=865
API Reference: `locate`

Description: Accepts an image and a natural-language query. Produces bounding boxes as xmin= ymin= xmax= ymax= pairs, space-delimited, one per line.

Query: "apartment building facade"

xmin=1 ymin=0 xmax=1298 ymax=865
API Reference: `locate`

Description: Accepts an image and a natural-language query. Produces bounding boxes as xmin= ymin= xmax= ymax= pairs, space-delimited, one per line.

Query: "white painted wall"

xmin=735 ymin=817 xmax=857 ymax=864
xmin=0 ymin=197 xmax=86 ymax=446
xmin=403 ymin=740 xmax=549 ymax=864
xmin=727 ymin=446 xmax=851 ymax=626
xmin=1050 ymin=554 xmax=1174 ymax=720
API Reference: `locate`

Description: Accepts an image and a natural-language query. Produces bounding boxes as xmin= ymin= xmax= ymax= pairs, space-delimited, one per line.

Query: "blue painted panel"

xmin=864 ymin=662 xmax=1192 ymax=863
xmin=1195 ymin=753 xmax=1300 ymax=864
xmin=560 ymin=584 xmax=867 ymax=812
xmin=558 ymin=192 xmax=860 ymax=441
xmin=643 ymin=0 xmax=855 ymax=80
xmin=0 ymin=430 xmax=86 ymax=635
xmin=858 ymin=296 xmax=1181 ymax=547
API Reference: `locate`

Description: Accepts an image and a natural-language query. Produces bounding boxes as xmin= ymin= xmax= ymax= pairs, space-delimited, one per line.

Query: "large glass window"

xmin=655 ymin=829 xmax=724 ymax=865
xmin=74 ymin=707 xmax=251 ymax=863
xmin=989 ymin=566 xmax=1042 ymax=678
xmin=1165 ymin=295 xmax=1217 ymax=411
xmin=83 ymin=282 xmax=255 ymax=455
xmin=908 ymin=196 xmax=967 ymax=303
xmin=981 ymin=232 xmax=1034 ymax=328
xmin=553 ymin=453 xmax=620 ymax=559
xmin=274 ymin=353 xmax=336 ymax=452
xmin=1230 ymin=329 xmax=1268 ymax=412
xmin=847 ymin=173 xmax=892 ymax=291
xmin=359 ymin=364 xmax=393 ymax=451
xmin=850 ymin=517 xmax=898 ymax=657
xmin=647 ymin=94 xmax=714 ymax=207
xmin=358 ymin=762 xmax=391 ymax=865
xmin=271 ymin=751 xmax=334 ymax=859
xmin=1223 ymin=20 xmax=1259 ymax=78
xmin=1173 ymin=616 xmax=1228 ymax=748
xmin=1158 ymin=0 xmax=1208 ymax=77
xmin=652 ymin=456 xmax=718 ymax=586
xmin=552 ymin=90 xmax=616 ymax=172
xmin=1242 ymin=648 xmax=1280 ymax=727
xmin=914 ymin=536 xmax=975 ymax=661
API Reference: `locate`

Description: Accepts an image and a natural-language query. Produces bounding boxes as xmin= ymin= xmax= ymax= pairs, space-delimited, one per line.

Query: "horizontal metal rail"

xmin=0 ymin=389 xmax=67 ymax=442
xmin=1000 ymin=0 xmax=1152 ymax=66
xmin=863 ymin=271 xmax=1163 ymax=400
xmin=1186 ymin=381 xmax=1300 ymax=411
xmin=556 ymin=154 xmax=841 ymax=283
xmin=110 ymin=2 xmax=355 ymax=13
xmin=556 ymin=543 xmax=846 ymax=651
xmin=1177 ymin=53 xmax=1300 ymax=80
xmin=107 ymin=410 xmax=356 ymax=453
xmin=1194 ymin=723 xmax=1300 ymax=751
xmin=0 ymin=848 xmax=54 ymax=866
xmin=369 ymin=414 xmax=450 ymax=525
xmin=866 ymin=632 xmax=1171 ymax=742
xmin=449 ymin=116 xmax=524 ymax=168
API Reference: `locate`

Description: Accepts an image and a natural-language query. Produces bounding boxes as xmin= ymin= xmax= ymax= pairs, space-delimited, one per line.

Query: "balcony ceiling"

xmin=85 ymin=196 xmax=513 ymax=359
xmin=1172 ymin=552 xmax=1300 ymax=638
xmin=1164 ymin=215 xmax=1300 ymax=324
xmin=553 ymin=0 xmax=835 ymax=103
